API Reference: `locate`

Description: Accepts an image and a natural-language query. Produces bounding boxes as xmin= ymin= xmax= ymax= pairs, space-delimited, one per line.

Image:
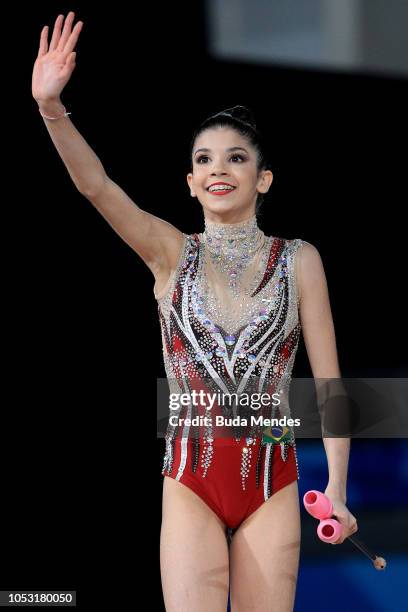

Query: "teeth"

xmin=208 ymin=185 xmax=235 ymax=192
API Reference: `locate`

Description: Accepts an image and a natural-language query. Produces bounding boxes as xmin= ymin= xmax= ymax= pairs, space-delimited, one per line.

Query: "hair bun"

xmin=212 ymin=105 xmax=258 ymax=130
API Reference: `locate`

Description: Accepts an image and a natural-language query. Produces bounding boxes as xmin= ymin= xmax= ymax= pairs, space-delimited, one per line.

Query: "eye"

xmin=196 ymin=155 xmax=209 ymax=164
xmin=195 ymin=154 xmax=245 ymax=164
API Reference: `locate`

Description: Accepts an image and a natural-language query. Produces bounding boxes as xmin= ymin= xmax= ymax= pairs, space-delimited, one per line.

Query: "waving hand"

xmin=32 ymin=12 xmax=83 ymax=102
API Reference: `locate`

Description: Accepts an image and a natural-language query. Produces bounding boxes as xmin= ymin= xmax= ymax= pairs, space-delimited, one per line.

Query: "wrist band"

xmin=38 ymin=105 xmax=71 ymax=120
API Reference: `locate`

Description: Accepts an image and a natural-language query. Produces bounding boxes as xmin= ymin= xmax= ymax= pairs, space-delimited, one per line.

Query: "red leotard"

xmin=156 ymin=215 xmax=302 ymax=532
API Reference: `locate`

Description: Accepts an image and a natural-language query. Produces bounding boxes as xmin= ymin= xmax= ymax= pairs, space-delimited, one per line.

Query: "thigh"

xmin=160 ymin=476 xmax=230 ymax=612
xmin=229 ymin=480 xmax=301 ymax=612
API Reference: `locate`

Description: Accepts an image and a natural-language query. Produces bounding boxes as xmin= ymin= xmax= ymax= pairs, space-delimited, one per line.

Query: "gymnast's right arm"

xmin=32 ymin=11 xmax=183 ymax=280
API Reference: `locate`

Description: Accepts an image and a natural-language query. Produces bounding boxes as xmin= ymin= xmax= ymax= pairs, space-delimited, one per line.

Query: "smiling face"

xmin=187 ymin=126 xmax=273 ymax=223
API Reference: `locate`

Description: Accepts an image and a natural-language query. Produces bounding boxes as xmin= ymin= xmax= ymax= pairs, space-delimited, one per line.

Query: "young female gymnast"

xmin=32 ymin=12 xmax=358 ymax=611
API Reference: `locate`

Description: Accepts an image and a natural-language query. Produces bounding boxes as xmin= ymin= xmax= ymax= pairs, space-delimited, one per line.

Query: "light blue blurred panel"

xmin=207 ymin=0 xmax=408 ymax=78
xmin=295 ymin=554 xmax=408 ymax=611
xmin=296 ymin=440 xmax=408 ymax=507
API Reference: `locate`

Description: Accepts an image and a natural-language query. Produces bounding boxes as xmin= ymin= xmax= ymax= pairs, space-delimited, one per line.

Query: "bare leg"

xmin=160 ymin=476 xmax=230 ymax=612
xmin=229 ymin=480 xmax=301 ymax=612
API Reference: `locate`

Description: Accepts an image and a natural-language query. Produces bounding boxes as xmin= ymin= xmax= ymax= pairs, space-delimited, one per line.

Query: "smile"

xmin=207 ymin=186 xmax=237 ymax=196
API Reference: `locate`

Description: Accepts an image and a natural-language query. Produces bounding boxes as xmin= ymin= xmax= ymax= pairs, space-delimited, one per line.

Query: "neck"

xmin=203 ymin=212 xmax=260 ymax=240
xmin=204 ymin=212 xmax=257 ymax=230
xmin=202 ymin=212 xmax=264 ymax=272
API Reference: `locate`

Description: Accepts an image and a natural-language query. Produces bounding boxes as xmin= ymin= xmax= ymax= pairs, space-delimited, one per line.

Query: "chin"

xmin=203 ymin=202 xmax=254 ymax=220
xmin=202 ymin=202 xmax=236 ymax=215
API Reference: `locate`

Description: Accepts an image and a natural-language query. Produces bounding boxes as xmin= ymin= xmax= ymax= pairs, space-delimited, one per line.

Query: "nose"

xmin=209 ymin=156 xmax=229 ymax=175
xmin=211 ymin=165 xmax=229 ymax=176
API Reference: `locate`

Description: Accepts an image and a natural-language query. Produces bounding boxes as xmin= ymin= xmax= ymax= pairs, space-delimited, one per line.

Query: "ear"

xmin=187 ymin=173 xmax=196 ymax=197
xmin=257 ymin=169 xmax=273 ymax=194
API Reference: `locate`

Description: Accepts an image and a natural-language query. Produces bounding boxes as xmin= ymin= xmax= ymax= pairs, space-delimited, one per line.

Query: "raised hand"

xmin=32 ymin=11 xmax=83 ymax=103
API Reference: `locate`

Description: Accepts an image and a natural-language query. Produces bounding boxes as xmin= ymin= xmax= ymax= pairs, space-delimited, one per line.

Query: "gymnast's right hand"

xmin=32 ymin=11 xmax=83 ymax=103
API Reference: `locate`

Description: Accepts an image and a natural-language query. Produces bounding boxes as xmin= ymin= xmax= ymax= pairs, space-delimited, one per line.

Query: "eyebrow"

xmin=194 ymin=146 xmax=249 ymax=156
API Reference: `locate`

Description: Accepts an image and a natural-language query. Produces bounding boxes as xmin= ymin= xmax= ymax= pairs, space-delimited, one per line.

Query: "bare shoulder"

xmin=287 ymin=239 xmax=320 ymax=267
xmin=296 ymin=240 xmax=328 ymax=302
xmin=297 ymin=240 xmax=324 ymax=273
xmin=289 ymin=240 xmax=325 ymax=305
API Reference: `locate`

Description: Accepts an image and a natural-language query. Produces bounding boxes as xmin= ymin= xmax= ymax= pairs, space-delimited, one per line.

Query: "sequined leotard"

xmin=155 ymin=214 xmax=303 ymax=531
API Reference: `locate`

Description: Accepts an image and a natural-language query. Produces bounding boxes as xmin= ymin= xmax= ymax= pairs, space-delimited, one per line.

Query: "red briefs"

xmin=164 ymin=437 xmax=299 ymax=531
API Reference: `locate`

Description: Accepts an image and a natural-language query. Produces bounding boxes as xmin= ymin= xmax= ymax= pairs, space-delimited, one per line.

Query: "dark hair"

xmin=189 ymin=105 xmax=272 ymax=215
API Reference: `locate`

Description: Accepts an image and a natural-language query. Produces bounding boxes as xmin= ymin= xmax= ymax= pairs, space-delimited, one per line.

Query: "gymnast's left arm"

xmin=297 ymin=242 xmax=358 ymax=543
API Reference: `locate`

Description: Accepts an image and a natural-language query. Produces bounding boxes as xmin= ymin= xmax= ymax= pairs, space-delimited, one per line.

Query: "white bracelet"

xmin=38 ymin=105 xmax=71 ymax=120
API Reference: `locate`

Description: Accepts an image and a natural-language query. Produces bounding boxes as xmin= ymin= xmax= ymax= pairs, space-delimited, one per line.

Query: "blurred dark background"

xmin=2 ymin=1 xmax=407 ymax=610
